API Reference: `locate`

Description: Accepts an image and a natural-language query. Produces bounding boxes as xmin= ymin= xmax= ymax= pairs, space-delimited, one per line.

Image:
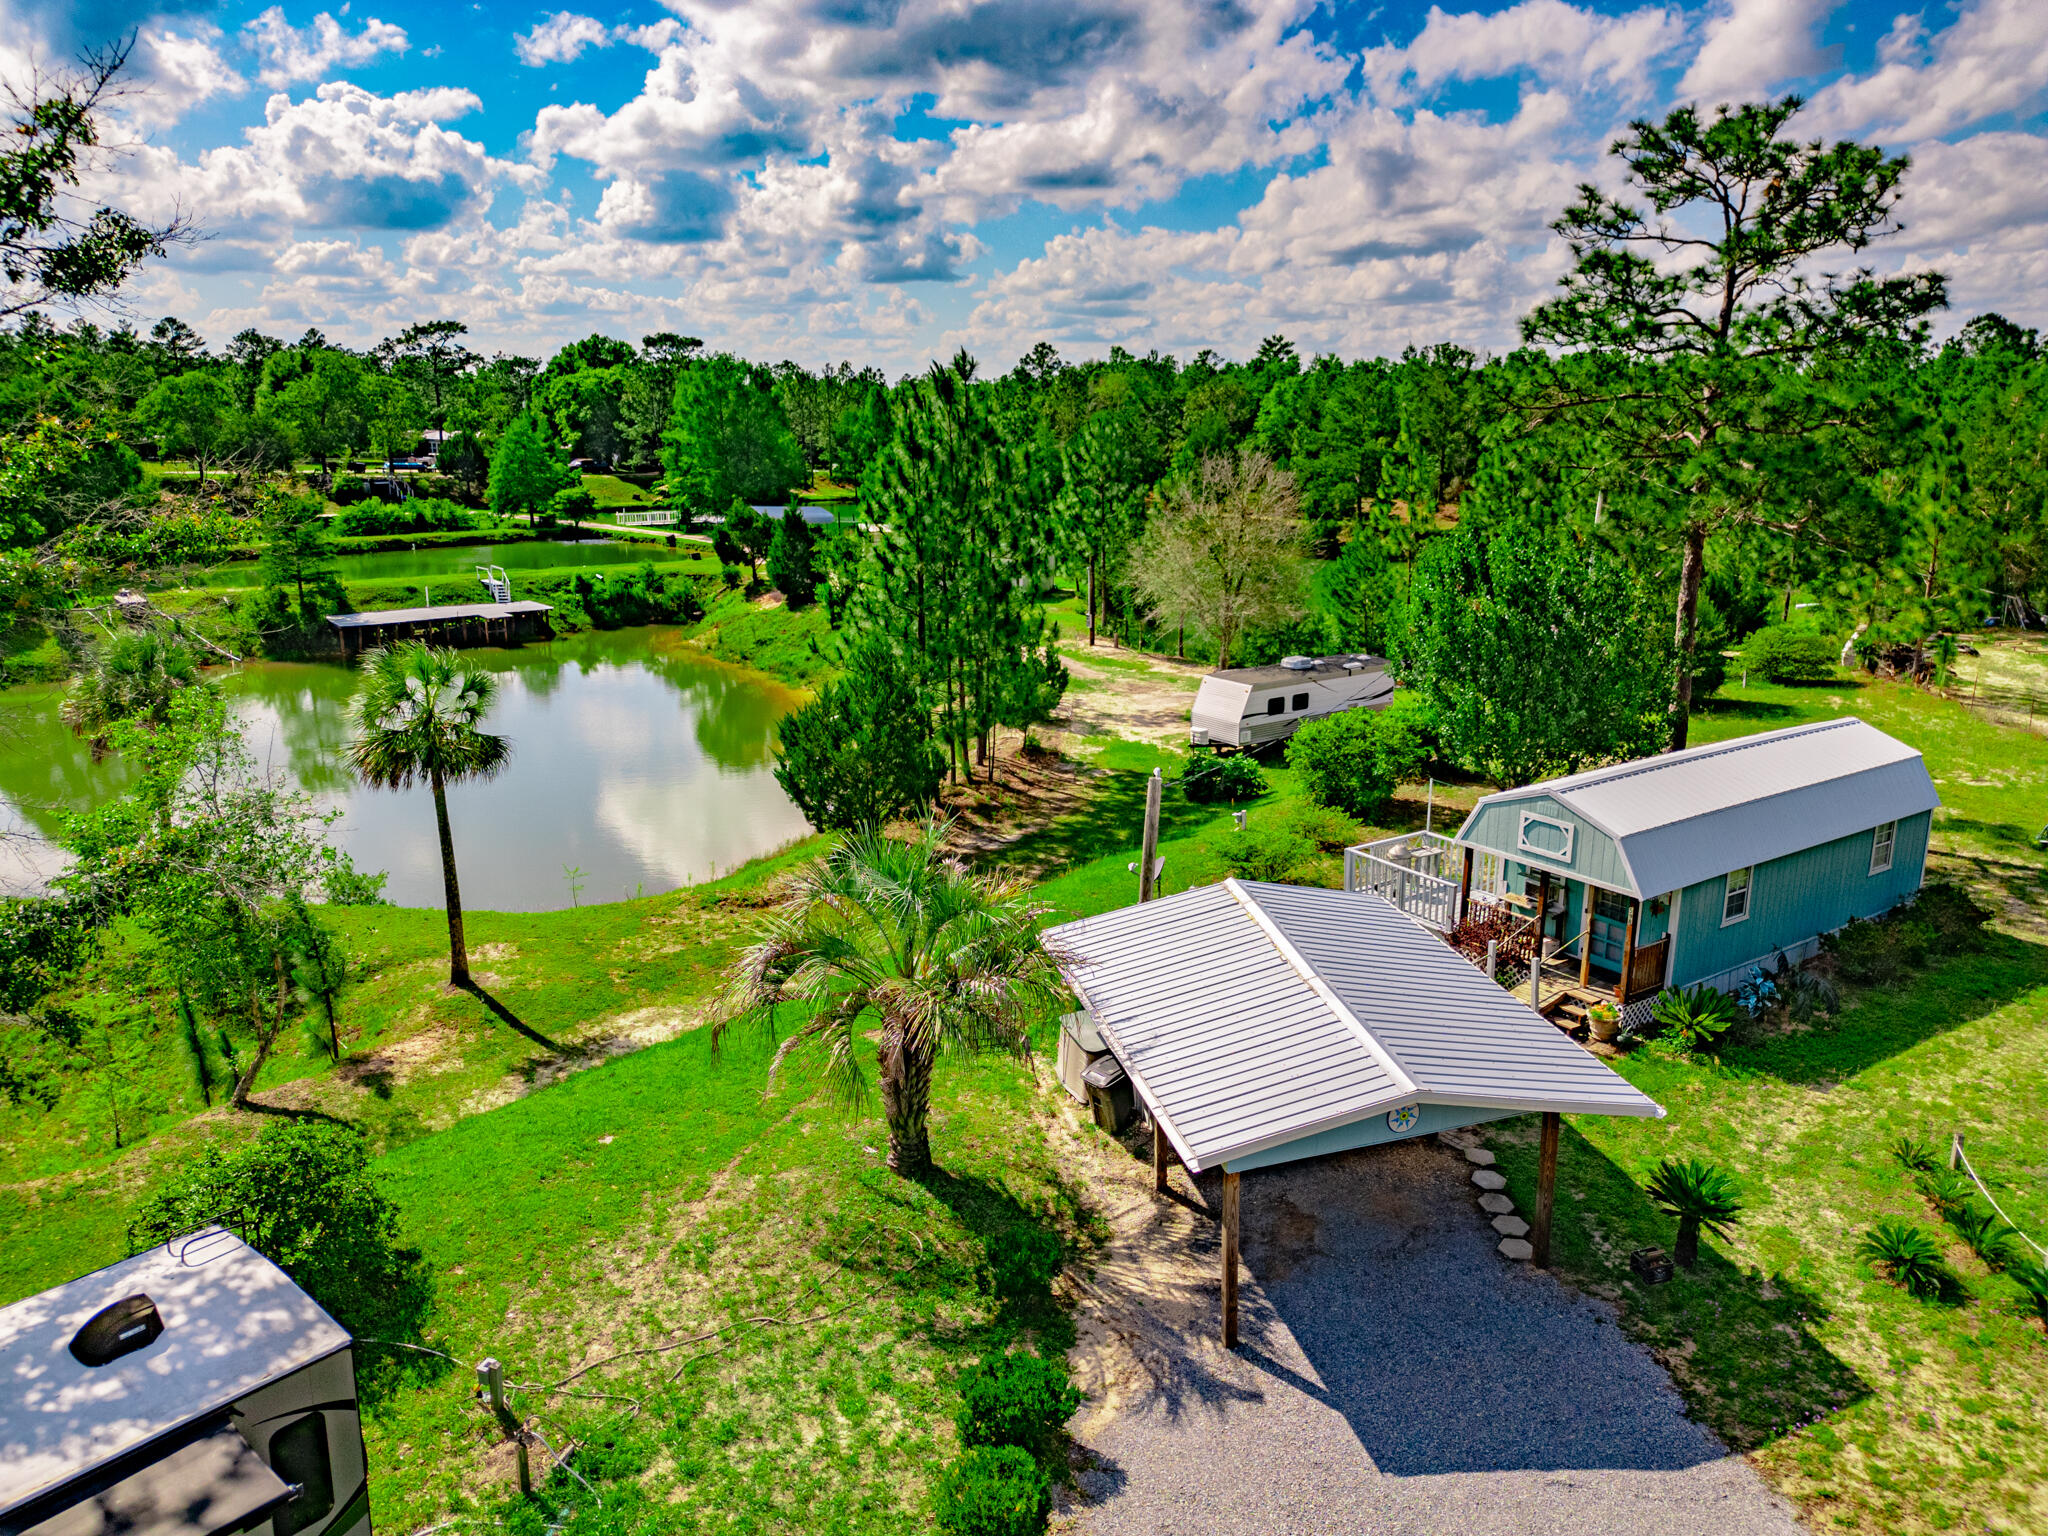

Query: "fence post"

xmin=1950 ymin=1131 xmax=1965 ymax=1171
xmin=478 ymin=1357 xmax=531 ymax=1496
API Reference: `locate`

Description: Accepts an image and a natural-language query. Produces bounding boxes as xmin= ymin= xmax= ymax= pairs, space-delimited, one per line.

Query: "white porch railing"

xmin=614 ymin=508 xmax=679 ymax=526
xmin=1344 ymin=830 xmax=1462 ymax=932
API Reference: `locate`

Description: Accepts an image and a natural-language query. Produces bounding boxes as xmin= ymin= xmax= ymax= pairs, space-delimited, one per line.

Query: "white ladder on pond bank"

xmin=476 ymin=565 xmax=511 ymax=604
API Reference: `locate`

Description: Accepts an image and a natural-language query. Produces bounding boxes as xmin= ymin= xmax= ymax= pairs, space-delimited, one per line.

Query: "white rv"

xmin=1189 ymin=653 xmax=1394 ymax=749
xmin=0 ymin=1228 xmax=372 ymax=1536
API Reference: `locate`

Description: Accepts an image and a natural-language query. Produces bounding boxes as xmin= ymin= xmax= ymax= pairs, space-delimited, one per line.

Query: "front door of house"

xmin=1589 ymin=889 xmax=1632 ymax=970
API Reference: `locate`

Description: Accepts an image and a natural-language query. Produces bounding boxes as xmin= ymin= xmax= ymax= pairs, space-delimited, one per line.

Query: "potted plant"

xmin=1586 ymin=1000 xmax=1621 ymax=1043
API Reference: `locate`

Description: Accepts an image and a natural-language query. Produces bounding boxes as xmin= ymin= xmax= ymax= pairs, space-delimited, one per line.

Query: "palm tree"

xmin=61 ymin=631 xmax=204 ymax=756
xmin=1646 ymin=1157 xmax=1745 ymax=1268
xmin=343 ymin=642 xmax=509 ymax=985
xmin=716 ymin=819 xmax=1067 ymax=1176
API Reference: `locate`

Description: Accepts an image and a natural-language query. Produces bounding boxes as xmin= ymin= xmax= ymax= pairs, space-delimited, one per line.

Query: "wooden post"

xmin=478 ymin=1357 xmax=531 ymax=1496
xmin=1950 ymin=1130 xmax=1965 ymax=1171
xmin=1577 ymin=884 xmax=1596 ymax=988
xmin=1221 ymin=1170 xmax=1241 ymax=1348
xmin=1139 ymin=769 xmax=1163 ymax=903
xmin=1532 ymin=1111 xmax=1560 ymax=1268
xmin=1458 ymin=846 xmax=1475 ymax=926
xmin=1617 ymin=897 xmax=1641 ymax=1007
xmin=1530 ymin=869 xmax=1551 ymax=1010
xmin=1153 ymin=1118 xmax=1171 ymax=1193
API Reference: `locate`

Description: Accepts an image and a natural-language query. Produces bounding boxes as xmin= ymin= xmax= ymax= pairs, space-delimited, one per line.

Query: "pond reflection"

xmin=0 ymin=627 xmax=812 ymax=910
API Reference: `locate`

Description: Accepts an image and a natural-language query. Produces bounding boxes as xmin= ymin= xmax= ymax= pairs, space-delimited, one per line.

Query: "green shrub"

xmin=1648 ymin=984 xmax=1740 ymax=1052
xmin=1179 ymin=750 xmax=1267 ymax=804
xmin=1285 ymin=704 xmax=1428 ymax=820
xmin=956 ymin=1353 xmax=1082 ymax=1457
xmin=333 ymin=496 xmax=478 ymax=537
xmin=934 ymin=1446 xmax=1050 ymax=1536
xmin=1911 ymin=881 xmax=1991 ymax=951
xmin=130 ymin=1119 xmax=430 ymax=1338
xmin=1217 ymin=823 xmax=1316 ymax=883
xmin=986 ymin=1223 xmax=1063 ymax=1300
xmin=1739 ymin=625 xmax=1838 ymax=684
xmin=1277 ymin=801 xmax=1365 ymax=853
xmin=1823 ymin=914 xmax=1917 ymax=986
xmin=1856 ymin=1219 xmax=1957 ymax=1300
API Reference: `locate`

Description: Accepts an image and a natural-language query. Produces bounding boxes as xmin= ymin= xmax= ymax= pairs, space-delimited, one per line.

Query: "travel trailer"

xmin=0 ymin=1228 xmax=372 ymax=1536
xmin=1189 ymin=653 xmax=1394 ymax=749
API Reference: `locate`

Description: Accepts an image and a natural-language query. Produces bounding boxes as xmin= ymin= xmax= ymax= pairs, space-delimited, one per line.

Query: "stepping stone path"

xmin=1461 ymin=1143 xmax=1535 ymax=1262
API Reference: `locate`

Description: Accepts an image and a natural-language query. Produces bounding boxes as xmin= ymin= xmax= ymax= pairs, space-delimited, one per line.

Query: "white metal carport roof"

xmin=1043 ymin=879 xmax=1662 ymax=1173
xmin=1455 ymin=717 xmax=1941 ymax=898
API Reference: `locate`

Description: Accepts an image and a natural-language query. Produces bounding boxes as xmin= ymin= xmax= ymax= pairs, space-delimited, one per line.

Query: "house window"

xmin=1266 ymin=696 xmax=1284 ymax=716
xmin=1722 ymin=866 xmax=1752 ymax=925
xmin=1291 ymin=692 xmax=1309 ymax=711
xmin=1870 ymin=820 xmax=1897 ymax=875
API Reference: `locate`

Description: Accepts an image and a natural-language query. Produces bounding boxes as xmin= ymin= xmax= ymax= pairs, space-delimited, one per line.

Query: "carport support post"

xmin=1532 ymin=1112 xmax=1561 ymax=1268
xmin=1221 ymin=1170 xmax=1241 ymax=1347
xmin=1153 ymin=1117 xmax=1171 ymax=1193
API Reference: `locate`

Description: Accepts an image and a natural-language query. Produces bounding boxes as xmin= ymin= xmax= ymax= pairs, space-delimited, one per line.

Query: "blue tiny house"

xmin=1446 ymin=719 xmax=1939 ymax=1017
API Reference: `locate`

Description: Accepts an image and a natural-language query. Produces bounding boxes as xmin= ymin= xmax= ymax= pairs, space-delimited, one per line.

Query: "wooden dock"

xmin=325 ymin=601 xmax=554 ymax=655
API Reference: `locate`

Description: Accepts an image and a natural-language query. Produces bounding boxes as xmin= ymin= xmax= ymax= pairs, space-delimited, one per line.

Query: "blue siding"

xmin=1225 ymin=1102 xmax=1518 ymax=1173
xmin=1459 ymin=794 xmax=1631 ymax=891
xmin=1671 ymin=811 xmax=1931 ymax=987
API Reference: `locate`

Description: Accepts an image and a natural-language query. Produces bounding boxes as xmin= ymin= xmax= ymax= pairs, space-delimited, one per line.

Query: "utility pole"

xmin=1138 ymin=768 xmax=1163 ymax=902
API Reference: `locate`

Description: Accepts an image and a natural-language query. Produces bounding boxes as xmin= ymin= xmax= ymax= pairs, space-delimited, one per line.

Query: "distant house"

xmin=1443 ymin=718 xmax=1940 ymax=1010
xmin=1189 ymin=653 xmax=1393 ymax=749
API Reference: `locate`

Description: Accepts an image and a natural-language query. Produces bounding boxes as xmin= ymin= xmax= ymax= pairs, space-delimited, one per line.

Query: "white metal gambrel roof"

xmin=1043 ymin=880 xmax=1661 ymax=1172
xmin=1456 ymin=717 xmax=1942 ymax=897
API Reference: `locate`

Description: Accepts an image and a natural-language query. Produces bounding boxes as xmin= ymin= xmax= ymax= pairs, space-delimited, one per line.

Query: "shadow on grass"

xmin=458 ymin=979 xmax=570 ymax=1055
xmin=1495 ymin=1118 xmax=1870 ymax=1452
xmin=991 ymin=760 xmax=1236 ymax=879
xmin=1696 ymin=696 xmax=1805 ymax=724
xmin=1723 ymin=930 xmax=2048 ymax=1085
xmin=237 ymin=1098 xmax=359 ymax=1127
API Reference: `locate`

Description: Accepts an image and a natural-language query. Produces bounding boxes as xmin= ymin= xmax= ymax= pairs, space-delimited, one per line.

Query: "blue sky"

xmin=9 ymin=0 xmax=2047 ymax=369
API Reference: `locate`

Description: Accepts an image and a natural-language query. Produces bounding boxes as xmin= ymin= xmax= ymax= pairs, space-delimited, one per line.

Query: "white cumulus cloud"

xmin=515 ymin=13 xmax=614 ymax=67
xmin=244 ymin=8 xmax=410 ymax=89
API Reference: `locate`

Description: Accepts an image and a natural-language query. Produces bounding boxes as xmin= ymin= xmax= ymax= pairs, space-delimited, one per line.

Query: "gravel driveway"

xmin=1061 ymin=1133 xmax=1803 ymax=1536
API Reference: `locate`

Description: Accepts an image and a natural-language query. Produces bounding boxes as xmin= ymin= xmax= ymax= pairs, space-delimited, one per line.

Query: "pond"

xmin=0 ymin=628 xmax=813 ymax=911
xmin=195 ymin=539 xmax=704 ymax=589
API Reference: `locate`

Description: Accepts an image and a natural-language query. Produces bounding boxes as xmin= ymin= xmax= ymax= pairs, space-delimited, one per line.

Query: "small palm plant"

xmin=1856 ymin=1219 xmax=1956 ymax=1300
xmin=2006 ymin=1258 xmax=2048 ymax=1327
xmin=344 ymin=642 xmax=510 ymax=986
xmin=1890 ymin=1135 xmax=1938 ymax=1174
xmin=1645 ymin=1157 xmax=1745 ymax=1268
xmin=1913 ymin=1166 xmax=1975 ymax=1217
xmin=716 ymin=819 xmax=1069 ymax=1177
xmin=1649 ymin=985 xmax=1740 ymax=1053
xmin=1947 ymin=1204 xmax=2020 ymax=1272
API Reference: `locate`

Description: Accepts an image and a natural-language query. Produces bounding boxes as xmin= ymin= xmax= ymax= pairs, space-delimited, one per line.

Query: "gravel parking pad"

xmin=1064 ymin=1135 xmax=1803 ymax=1536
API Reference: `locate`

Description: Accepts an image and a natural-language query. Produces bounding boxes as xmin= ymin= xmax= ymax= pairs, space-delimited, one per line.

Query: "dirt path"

xmin=1053 ymin=644 xmax=1207 ymax=747
xmin=1045 ymin=1098 xmax=1802 ymax=1536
